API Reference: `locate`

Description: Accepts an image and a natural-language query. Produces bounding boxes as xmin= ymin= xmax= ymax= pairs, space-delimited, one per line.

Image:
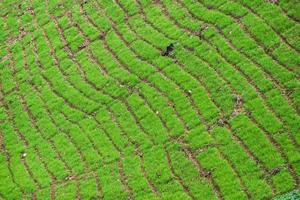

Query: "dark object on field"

xmin=74 ymin=23 xmax=79 ymax=28
xmin=79 ymin=44 xmax=87 ymax=50
xmin=161 ymin=43 xmax=174 ymax=56
xmin=79 ymin=40 xmax=89 ymax=50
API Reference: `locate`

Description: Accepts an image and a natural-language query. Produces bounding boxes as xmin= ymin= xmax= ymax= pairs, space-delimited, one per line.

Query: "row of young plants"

xmin=81 ymin=0 xmax=298 ymax=198
xmin=0 ymin=0 xmax=299 ymax=199
xmin=0 ymin=1 xmax=200 ymax=199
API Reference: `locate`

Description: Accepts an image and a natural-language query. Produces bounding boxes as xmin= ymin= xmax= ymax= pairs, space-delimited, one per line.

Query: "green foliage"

xmin=0 ymin=0 xmax=299 ymax=199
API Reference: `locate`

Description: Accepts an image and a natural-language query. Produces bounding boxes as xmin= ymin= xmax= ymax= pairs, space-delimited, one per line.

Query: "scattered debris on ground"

xmin=267 ymin=0 xmax=279 ymax=4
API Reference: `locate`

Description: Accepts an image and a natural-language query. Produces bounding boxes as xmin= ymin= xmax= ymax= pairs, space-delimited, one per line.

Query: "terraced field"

xmin=0 ymin=0 xmax=300 ymax=199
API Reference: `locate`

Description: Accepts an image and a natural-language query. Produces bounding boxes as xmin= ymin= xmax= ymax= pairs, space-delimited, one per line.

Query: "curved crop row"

xmin=0 ymin=0 xmax=299 ymax=199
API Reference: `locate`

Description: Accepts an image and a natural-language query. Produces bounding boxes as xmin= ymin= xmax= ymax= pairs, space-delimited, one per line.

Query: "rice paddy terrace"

xmin=0 ymin=0 xmax=300 ymax=199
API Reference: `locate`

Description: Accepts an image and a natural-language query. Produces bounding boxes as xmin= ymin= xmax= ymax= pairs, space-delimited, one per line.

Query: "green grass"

xmin=0 ymin=0 xmax=299 ymax=199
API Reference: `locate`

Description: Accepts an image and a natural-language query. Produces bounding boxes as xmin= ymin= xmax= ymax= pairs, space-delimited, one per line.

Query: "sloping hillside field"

xmin=0 ymin=0 xmax=300 ymax=199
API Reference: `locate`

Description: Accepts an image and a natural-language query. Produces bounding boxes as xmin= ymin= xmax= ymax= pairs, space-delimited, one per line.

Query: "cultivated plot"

xmin=0 ymin=0 xmax=299 ymax=199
